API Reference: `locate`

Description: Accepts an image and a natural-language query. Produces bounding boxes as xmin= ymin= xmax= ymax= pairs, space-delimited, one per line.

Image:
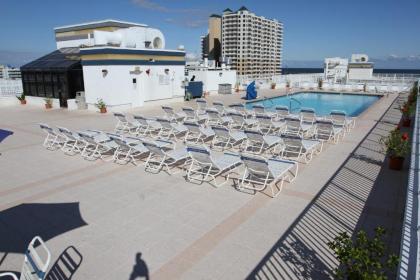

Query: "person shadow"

xmin=128 ymin=253 xmax=149 ymax=280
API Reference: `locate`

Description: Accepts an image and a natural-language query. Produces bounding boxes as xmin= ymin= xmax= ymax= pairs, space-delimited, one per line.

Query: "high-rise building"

xmin=0 ymin=65 xmax=21 ymax=79
xmin=200 ymin=15 xmax=222 ymax=64
xmin=221 ymin=7 xmax=283 ymax=78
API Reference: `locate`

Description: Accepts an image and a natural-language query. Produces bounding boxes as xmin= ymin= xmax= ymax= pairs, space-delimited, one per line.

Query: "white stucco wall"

xmin=348 ymin=68 xmax=373 ymax=80
xmin=187 ymin=70 xmax=236 ymax=94
xmin=82 ymin=64 xmax=185 ymax=110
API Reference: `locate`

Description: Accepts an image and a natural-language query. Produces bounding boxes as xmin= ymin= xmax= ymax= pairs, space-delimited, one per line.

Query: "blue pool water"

xmin=245 ymin=92 xmax=380 ymax=116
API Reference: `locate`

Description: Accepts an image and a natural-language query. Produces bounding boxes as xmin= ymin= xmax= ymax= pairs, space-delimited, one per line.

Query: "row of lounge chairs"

xmin=297 ymin=82 xmax=408 ymax=93
xmin=38 ymin=100 xmax=355 ymax=198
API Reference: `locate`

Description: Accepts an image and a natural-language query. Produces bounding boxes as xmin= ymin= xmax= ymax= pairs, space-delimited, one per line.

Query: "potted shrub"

xmin=234 ymin=82 xmax=240 ymax=93
xmin=380 ymin=129 xmax=410 ymax=170
xmin=286 ymin=80 xmax=290 ymax=89
xmin=318 ymin=79 xmax=323 ymax=90
xmin=328 ymin=227 xmax=399 ymax=279
xmin=408 ymin=83 xmax=418 ymax=104
xmin=44 ymin=98 xmax=53 ymax=109
xmin=400 ymin=102 xmax=414 ymax=127
xmin=270 ymin=82 xmax=276 ymax=89
xmin=16 ymin=93 xmax=26 ymax=105
xmin=96 ymin=98 xmax=107 ymax=113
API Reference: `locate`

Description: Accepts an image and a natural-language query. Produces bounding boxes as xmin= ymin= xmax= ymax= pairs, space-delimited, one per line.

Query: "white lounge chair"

xmin=143 ymin=139 xmax=189 ymax=174
xmin=108 ymin=135 xmax=150 ymax=165
xmin=228 ymin=112 xmax=258 ymax=130
xmin=0 ymin=236 xmax=51 ymax=280
xmin=252 ymin=104 xmax=275 ymax=117
xmin=161 ymin=106 xmax=186 ymax=122
xmin=182 ymin=106 xmax=207 ymax=122
xmin=78 ymin=131 xmax=119 ymax=161
xmin=284 ymin=117 xmax=314 ymax=138
xmin=281 ymin=134 xmax=322 ymax=163
xmin=57 ymin=126 xmax=86 ymax=155
xmin=186 ymin=144 xmax=242 ymax=187
xmin=39 ymin=123 xmax=63 ymax=150
xmin=196 ymin=98 xmax=208 ymax=115
xmin=299 ymin=108 xmax=317 ymax=125
xmin=315 ymin=120 xmax=343 ymax=143
xmin=255 ymin=113 xmax=285 ymax=134
xmin=205 ymin=108 xmax=232 ymax=126
xmin=183 ymin=121 xmax=215 ymax=143
xmin=212 ymin=101 xmax=227 ymax=115
xmin=155 ymin=117 xmax=188 ymax=140
xmin=229 ymin=103 xmax=253 ymax=118
xmin=243 ymin=129 xmax=283 ymax=154
xmin=239 ymin=154 xmax=298 ymax=198
xmin=132 ymin=115 xmax=162 ymax=136
xmin=275 ymin=106 xmax=290 ymax=120
xmin=329 ymin=110 xmax=355 ymax=132
xmin=113 ymin=112 xmax=137 ymax=133
xmin=211 ymin=126 xmax=247 ymax=151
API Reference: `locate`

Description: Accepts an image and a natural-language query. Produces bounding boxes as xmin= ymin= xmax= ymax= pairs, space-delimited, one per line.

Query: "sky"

xmin=1 ymin=0 xmax=420 ymax=68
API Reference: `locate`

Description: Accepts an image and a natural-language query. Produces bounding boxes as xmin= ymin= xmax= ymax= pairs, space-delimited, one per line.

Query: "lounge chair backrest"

xmin=211 ymin=126 xmax=230 ymax=139
xmin=57 ymin=126 xmax=76 ymax=140
xmin=285 ymin=117 xmax=301 ymax=128
xmin=196 ymin=98 xmax=207 ymax=110
xmin=142 ymin=139 xmax=166 ymax=157
xmin=39 ymin=123 xmax=56 ymax=136
xmin=213 ymin=102 xmax=224 ymax=112
xmin=316 ymin=120 xmax=334 ymax=131
xmin=255 ymin=114 xmax=272 ymax=126
xmin=206 ymin=108 xmax=220 ymax=119
xmin=184 ymin=121 xmax=201 ymax=134
xmin=300 ymin=108 xmax=316 ymax=122
xmin=133 ymin=115 xmax=149 ymax=126
xmin=113 ymin=112 xmax=127 ymax=123
xmin=275 ymin=106 xmax=289 ymax=116
xmin=330 ymin=110 xmax=347 ymax=124
xmin=230 ymin=103 xmax=247 ymax=113
xmin=156 ymin=117 xmax=172 ymax=130
xmin=253 ymin=104 xmax=265 ymax=114
xmin=282 ymin=134 xmax=303 ymax=148
xmin=244 ymin=130 xmax=264 ymax=143
xmin=240 ymin=154 xmax=270 ymax=175
xmin=108 ymin=135 xmax=130 ymax=150
xmin=162 ymin=106 xmax=176 ymax=117
xmin=187 ymin=144 xmax=212 ymax=165
xmin=21 ymin=236 xmax=51 ymax=280
xmin=182 ymin=107 xmax=196 ymax=118
xmin=228 ymin=112 xmax=245 ymax=124
xmin=78 ymin=132 xmax=97 ymax=145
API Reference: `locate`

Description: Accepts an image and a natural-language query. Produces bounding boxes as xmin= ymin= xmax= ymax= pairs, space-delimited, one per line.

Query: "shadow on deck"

xmin=247 ymin=94 xmax=408 ymax=279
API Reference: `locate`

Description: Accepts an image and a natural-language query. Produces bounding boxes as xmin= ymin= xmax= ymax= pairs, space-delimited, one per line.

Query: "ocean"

xmin=281 ymin=68 xmax=420 ymax=75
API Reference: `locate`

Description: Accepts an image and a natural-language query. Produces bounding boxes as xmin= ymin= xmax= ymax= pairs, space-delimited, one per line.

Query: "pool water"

xmin=245 ymin=92 xmax=380 ymax=116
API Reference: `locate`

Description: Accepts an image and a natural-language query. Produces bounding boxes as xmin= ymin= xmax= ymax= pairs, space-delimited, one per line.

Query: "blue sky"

xmin=1 ymin=0 xmax=420 ymax=68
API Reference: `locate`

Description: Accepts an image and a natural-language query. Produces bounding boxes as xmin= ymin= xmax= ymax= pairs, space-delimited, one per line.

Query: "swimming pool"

xmin=245 ymin=92 xmax=380 ymax=116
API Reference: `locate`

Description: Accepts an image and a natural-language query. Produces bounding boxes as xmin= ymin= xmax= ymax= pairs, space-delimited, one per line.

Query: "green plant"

xmin=286 ymin=80 xmax=290 ymax=88
xmin=380 ymin=129 xmax=410 ymax=158
xmin=399 ymin=102 xmax=415 ymax=118
xmin=44 ymin=98 xmax=52 ymax=105
xmin=95 ymin=98 xmax=107 ymax=109
xmin=328 ymin=227 xmax=399 ymax=279
xmin=16 ymin=93 xmax=25 ymax=101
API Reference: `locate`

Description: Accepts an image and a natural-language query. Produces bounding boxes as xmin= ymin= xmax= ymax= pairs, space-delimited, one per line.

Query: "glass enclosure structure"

xmin=21 ymin=48 xmax=84 ymax=107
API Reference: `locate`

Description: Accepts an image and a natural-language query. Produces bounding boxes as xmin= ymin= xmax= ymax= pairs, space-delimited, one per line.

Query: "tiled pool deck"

xmin=0 ymin=89 xmax=408 ymax=279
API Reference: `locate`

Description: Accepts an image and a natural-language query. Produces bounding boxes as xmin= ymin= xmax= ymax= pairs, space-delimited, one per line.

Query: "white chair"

xmin=329 ymin=110 xmax=355 ymax=132
xmin=229 ymin=103 xmax=253 ymax=118
xmin=186 ymin=144 xmax=242 ymax=187
xmin=281 ymin=134 xmax=322 ymax=163
xmin=211 ymin=126 xmax=247 ymax=151
xmin=143 ymin=139 xmax=189 ymax=174
xmin=243 ymin=129 xmax=283 ymax=154
xmin=182 ymin=106 xmax=208 ymax=122
xmin=109 ymin=135 xmax=150 ymax=165
xmin=196 ymin=98 xmax=208 ymax=115
xmin=39 ymin=123 xmax=63 ymax=150
xmin=255 ymin=113 xmax=285 ymax=134
xmin=113 ymin=112 xmax=137 ymax=133
xmin=205 ymin=108 xmax=232 ymax=126
xmin=252 ymin=104 xmax=275 ymax=117
xmin=0 ymin=236 xmax=51 ymax=280
xmin=155 ymin=117 xmax=188 ymax=140
xmin=57 ymin=126 xmax=86 ymax=155
xmin=284 ymin=117 xmax=314 ymax=138
xmin=275 ymin=106 xmax=290 ymax=120
xmin=161 ymin=106 xmax=186 ymax=122
xmin=299 ymin=108 xmax=317 ymax=125
xmin=183 ymin=121 xmax=215 ymax=144
xmin=132 ymin=115 xmax=162 ymax=136
xmin=228 ymin=112 xmax=258 ymax=130
xmin=212 ymin=101 xmax=227 ymax=115
xmin=239 ymin=154 xmax=298 ymax=198
xmin=78 ymin=131 xmax=119 ymax=161
xmin=315 ymin=120 xmax=343 ymax=143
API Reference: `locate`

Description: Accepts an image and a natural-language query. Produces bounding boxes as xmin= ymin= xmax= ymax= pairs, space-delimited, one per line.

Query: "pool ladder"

xmin=289 ymin=97 xmax=302 ymax=113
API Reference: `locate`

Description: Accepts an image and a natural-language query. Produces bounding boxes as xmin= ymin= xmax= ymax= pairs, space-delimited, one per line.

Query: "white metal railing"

xmin=397 ymin=80 xmax=420 ymax=280
xmin=0 ymin=78 xmax=23 ymax=96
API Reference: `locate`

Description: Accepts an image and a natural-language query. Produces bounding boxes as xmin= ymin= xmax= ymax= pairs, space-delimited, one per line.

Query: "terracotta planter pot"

xmin=100 ymin=107 xmax=107 ymax=114
xmin=45 ymin=104 xmax=52 ymax=109
xmin=402 ymin=118 xmax=411 ymax=127
xmin=389 ymin=156 xmax=404 ymax=170
xmin=20 ymin=100 xmax=27 ymax=105
xmin=271 ymin=85 xmax=276 ymax=89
